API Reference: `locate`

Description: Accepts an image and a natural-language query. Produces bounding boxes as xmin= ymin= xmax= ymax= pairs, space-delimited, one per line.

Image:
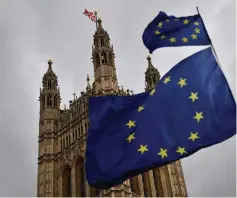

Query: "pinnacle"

xmin=147 ymin=55 xmax=154 ymax=68
xmin=43 ymin=58 xmax=57 ymax=83
xmin=47 ymin=58 xmax=53 ymax=71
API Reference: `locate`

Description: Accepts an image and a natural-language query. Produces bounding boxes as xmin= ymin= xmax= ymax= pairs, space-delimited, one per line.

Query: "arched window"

xmin=63 ymin=139 xmax=65 ymax=148
xmin=54 ymin=96 xmax=57 ymax=108
xmin=81 ymin=125 xmax=83 ymax=136
xmin=66 ymin=137 xmax=68 ymax=146
xmin=75 ymin=158 xmax=85 ymax=197
xmin=96 ymin=54 xmax=100 ymax=67
xmin=101 ymin=52 xmax=107 ymax=64
xmin=47 ymin=96 xmax=53 ymax=107
xmin=62 ymin=165 xmax=72 ymax=197
xmin=48 ymin=81 xmax=52 ymax=89
xmin=85 ymin=123 xmax=87 ymax=133
xmin=100 ymin=39 xmax=104 ymax=46
xmin=60 ymin=140 xmax=62 ymax=150
xmin=149 ymin=77 xmax=153 ymax=87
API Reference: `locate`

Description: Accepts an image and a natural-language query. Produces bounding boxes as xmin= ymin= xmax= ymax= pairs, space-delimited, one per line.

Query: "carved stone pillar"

xmin=71 ymin=166 xmax=76 ymax=197
xmin=85 ymin=180 xmax=90 ymax=197
xmin=137 ymin=174 xmax=144 ymax=196
xmin=160 ymin=167 xmax=170 ymax=197
xmin=148 ymin=170 xmax=156 ymax=197
xmin=58 ymin=174 xmax=62 ymax=197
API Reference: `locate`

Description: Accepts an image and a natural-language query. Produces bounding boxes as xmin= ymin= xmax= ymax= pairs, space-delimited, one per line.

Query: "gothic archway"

xmin=62 ymin=164 xmax=72 ymax=197
xmin=75 ymin=156 xmax=86 ymax=197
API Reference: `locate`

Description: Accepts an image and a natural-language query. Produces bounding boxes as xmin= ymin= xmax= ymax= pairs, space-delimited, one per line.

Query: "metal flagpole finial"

xmin=94 ymin=10 xmax=98 ymax=29
xmin=196 ymin=6 xmax=199 ymax=12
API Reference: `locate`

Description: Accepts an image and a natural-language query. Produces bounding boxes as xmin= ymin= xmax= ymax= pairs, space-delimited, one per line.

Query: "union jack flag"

xmin=83 ymin=9 xmax=96 ymax=22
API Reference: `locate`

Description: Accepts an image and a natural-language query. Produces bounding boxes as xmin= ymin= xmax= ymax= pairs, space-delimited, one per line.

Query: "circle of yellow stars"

xmin=124 ymin=72 xmax=204 ymax=160
xmin=153 ymin=16 xmax=201 ymax=44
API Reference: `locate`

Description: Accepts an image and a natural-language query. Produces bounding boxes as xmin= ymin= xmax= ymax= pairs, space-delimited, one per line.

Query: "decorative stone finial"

xmin=48 ymin=59 xmax=53 ymax=64
xmin=87 ymin=74 xmax=90 ymax=83
xmin=147 ymin=55 xmax=153 ymax=68
xmin=47 ymin=59 xmax=53 ymax=71
xmin=147 ymin=55 xmax=151 ymax=61
xmin=97 ymin=17 xmax=102 ymax=28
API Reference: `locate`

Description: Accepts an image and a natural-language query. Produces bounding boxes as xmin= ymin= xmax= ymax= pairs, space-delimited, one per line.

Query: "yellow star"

xmin=181 ymin=37 xmax=188 ymax=43
xmin=169 ymin=37 xmax=176 ymax=43
xmin=160 ymin=35 xmax=166 ymax=39
xmin=176 ymin=146 xmax=187 ymax=155
xmin=166 ymin=19 xmax=170 ymax=22
xmin=154 ymin=30 xmax=161 ymax=35
xmin=149 ymin=89 xmax=156 ymax=96
xmin=183 ymin=18 xmax=190 ymax=24
xmin=137 ymin=105 xmax=144 ymax=112
xmin=189 ymin=92 xmax=199 ymax=102
xmin=163 ymin=76 xmax=171 ymax=84
xmin=191 ymin=34 xmax=198 ymax=40
xmin=126 ymin=120 xmax=136 ymax=128
xmin=158 ymin=22 xmax=163 ymax=28
xmin=188 ymin=132 xmax=200 ymax=142
xmin=194 ymin=111 xmax=204 ymax=123
xmin=194 ymin=21 xmax=200 ymax=26
xmin=137 ymin=144 xmax=148 ymax=154
xmin=157 ymin=148 xmax=168 ymax=159
xmin=126 ymin=133 xmax=135 ymax=143
xmin=177 ymin=78 xmax=187 ymax=88
xmin=194 ymin=27 xmax=200 ymax=34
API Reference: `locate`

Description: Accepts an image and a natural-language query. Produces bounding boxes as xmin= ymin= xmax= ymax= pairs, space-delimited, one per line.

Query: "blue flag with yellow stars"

xmin=85 ymin=47 xmax=236 ymax=189
xmin=142 ymin=11 xmax=211 ymax=53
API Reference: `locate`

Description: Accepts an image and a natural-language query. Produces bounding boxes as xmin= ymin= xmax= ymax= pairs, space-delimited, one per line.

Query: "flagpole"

xmin=94 ymin=10 xmax=98 ymax=29
xmin=196 ymin=7 xmax=221 ymax=65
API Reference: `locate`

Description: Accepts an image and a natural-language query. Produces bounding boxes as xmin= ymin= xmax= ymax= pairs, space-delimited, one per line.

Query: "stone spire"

xmin=42 ymin=59 xmax=58 ymax=90
xmin=86 ymin=74 xmax=91 ymax=93
xmin=40 ymin=59 xmax=60 ymax=111
xmin=145 ymin=55 xmax=160 ymax=91
xmin=92 ymin=18 xmax=119 ymax=95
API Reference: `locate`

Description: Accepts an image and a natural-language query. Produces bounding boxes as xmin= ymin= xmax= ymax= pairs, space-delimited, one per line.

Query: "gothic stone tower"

xmin=37 ymin=18 xmax=188 ymax=197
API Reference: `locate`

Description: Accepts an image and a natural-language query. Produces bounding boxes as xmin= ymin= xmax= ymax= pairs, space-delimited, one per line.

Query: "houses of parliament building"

xmin=37 ymin=18 xmax=188 ymax=197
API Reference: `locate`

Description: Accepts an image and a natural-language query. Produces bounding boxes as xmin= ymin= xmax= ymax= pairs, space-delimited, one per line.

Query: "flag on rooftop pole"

xmin=83 ymin=9 xmax=97 ymax=23
xmin=85 ymin=47 xmax=236 ymax=189
xmin=142 ymin=11 xmax=211 ymax=53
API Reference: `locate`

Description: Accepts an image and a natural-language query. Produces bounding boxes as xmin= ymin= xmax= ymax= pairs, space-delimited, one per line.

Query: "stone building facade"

xmin=37 ymin=18 xmax=188 ymax=197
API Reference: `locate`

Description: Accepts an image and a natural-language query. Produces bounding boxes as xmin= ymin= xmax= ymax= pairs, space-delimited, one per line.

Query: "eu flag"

xmin=142 ymin=11 xmax=211 ymax=53
xmin=85 ymin=47 xmax=236 ymax=189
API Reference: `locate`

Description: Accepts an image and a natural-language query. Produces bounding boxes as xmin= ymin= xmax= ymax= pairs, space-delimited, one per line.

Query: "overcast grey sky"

xmin=0 ymin=0 xmax=236 ymax=197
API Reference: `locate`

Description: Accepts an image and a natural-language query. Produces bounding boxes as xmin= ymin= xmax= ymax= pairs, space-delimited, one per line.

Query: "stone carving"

xmin=63 ymin=150 xmax=71 ymax=163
